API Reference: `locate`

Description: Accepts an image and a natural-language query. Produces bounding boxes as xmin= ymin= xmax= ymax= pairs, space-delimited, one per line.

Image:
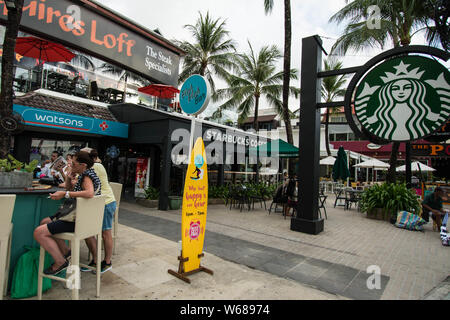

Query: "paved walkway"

xmin=118 ymin=195 xmax=449 ymax=300
xmin=19 ymin=194 xmax=449 ymax=300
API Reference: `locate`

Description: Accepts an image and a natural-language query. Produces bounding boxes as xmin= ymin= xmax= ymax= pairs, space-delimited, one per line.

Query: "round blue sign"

xmin=179 ymin=74 xmax=211 ymax=115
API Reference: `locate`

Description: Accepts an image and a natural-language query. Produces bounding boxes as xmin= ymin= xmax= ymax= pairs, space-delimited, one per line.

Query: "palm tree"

xmin=212 ymin=42 xmax=299 ymax=182
xmin=99 ymin=63 xmax=148 ymax=102
xmin=263 ymin=0 xmax=295 ymax=174
xmin=174 ymin=11 xmax=236 ymax=94
xmin=0 ymin=0 xmax=25 ymax=158
xmin=321 ymin=58 xmax=347 ymax=156
xmin=329 ymin=0 xmax=440 ymax=183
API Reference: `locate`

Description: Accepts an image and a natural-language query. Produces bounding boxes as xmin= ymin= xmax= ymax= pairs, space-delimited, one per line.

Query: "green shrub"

xmin=360 ymin=183 xmax=420 ymax=217
xmin=144 ymin=186 xmax=159 ymax=200
xmin=0 ymin=155 xmax=38 ymax=173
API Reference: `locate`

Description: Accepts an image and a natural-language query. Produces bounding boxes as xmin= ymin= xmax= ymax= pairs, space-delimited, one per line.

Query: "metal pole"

xmin=291 ymin=35 xmax=323 ymax=235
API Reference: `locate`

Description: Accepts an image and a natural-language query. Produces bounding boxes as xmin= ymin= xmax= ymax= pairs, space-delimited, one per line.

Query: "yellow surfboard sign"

xmin=181 ymin=137 xmax=208 ymax=273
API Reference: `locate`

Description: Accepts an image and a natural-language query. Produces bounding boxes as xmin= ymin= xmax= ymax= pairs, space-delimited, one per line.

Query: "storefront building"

xmin=2 ymin=0 xmax=272 ymax=210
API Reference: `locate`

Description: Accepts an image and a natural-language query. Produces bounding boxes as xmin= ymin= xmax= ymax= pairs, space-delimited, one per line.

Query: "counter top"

xmin=0 ymin=187 xmax=64 ymax=195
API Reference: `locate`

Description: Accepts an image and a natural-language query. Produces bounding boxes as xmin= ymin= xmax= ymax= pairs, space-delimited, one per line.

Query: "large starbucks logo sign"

xmin=354 ymin=56 xmax=450 ymax=142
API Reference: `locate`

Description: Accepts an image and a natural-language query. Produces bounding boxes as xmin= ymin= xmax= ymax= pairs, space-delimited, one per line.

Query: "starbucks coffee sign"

xmin=354 ymin=56 xmax=450 ymax=142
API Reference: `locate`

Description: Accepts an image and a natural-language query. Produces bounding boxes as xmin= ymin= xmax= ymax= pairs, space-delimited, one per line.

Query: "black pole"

xmin=291 ymin=35 xmax=324 ymax=235
xmin=405 ymin=142 xmax=411 ymax=189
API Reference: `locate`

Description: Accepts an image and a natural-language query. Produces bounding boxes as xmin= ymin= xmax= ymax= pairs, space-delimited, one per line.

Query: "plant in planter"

xmin=360 ymin=183 xmax=420 ymax=221
xmin=136 ymin=186 xmax=159 ymax=208
xmin=0 ymin=155 xmax=38 ymax=188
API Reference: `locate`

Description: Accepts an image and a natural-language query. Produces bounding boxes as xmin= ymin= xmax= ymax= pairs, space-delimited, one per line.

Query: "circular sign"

xmin=0 ymin=116 xmax=19 ymax=132
xmin=179 ymin=74 xmax=211 ymax=115
xmin=353 ymin=55 xmax=450 ymax=142
xmin=106 ymin=145 xmax=120 ymax=159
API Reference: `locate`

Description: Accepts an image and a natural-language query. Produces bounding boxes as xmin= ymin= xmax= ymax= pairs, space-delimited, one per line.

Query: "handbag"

xmin=53 ymin=198 xmax=77 ymax=222
xmin=39 ymin=176 xmax=60 ymax=186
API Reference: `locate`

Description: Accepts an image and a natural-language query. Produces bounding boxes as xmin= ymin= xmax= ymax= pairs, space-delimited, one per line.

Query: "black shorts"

xmin=46 ymin=219 xmax=75 ymax=235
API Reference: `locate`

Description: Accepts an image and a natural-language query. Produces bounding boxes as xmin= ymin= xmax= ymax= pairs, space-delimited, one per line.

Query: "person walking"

xmin=81 ymin=147 xmax=117 ymax=273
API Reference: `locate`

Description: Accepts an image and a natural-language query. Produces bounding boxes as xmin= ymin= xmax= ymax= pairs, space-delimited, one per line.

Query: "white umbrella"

xmin=353 ymin=159 xmax=390 ymax=182
xmin=353 ymin=159 xmax=390 ymax=169
xmin=396 ymin=161 xmax=436 ymax=172
xmin=320 ymin=156 xmax=336 ymax=165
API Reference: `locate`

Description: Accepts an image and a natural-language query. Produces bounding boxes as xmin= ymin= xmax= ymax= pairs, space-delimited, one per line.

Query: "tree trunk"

xmin=254 ymin=96 xmax=259 ymax=183
xmin=325 ymin=108 xmax=331 ymax=156
xmin=283 ymin=0 xmax=295 ymax=177
xmin=386 ymin=142 xmax=400 ymax=183
xmin=0 ymin=1 xmax=25 ymax=158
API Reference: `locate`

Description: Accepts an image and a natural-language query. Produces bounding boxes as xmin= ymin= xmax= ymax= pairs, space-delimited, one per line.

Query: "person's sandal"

xmin=44 ymin=259 xmax=69 ymax=276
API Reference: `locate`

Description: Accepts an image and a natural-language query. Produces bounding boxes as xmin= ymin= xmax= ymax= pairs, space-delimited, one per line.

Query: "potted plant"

xmin=136 ymin=186 xmax=159 ymax=208
xmin=0 ymin=155 xmax=38 ymax=189
xmin=168 ymin=189 xmax=183 ymax=210
xmin=360 ymin=183 xmax=421 ymax=221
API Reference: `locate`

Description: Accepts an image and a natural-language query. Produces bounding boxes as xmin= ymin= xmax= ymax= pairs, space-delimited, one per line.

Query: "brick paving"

xmin=119 ymin=195 xmax=450 ymax=300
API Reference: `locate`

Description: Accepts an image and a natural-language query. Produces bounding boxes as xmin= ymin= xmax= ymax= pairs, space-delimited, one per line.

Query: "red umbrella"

xmin=138 ymin=84 xmax=179 ymax=99
xmin=15 ymin=37 xmax=75 ymax=64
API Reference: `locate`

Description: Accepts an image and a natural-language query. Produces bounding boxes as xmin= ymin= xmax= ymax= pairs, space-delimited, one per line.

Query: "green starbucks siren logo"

xmin=355 ymin=56 xmax=450 ymax=142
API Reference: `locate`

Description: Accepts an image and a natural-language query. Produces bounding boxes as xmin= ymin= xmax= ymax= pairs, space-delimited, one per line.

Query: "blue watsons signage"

xmin=13 ymin=104 xmax=128 ymax=138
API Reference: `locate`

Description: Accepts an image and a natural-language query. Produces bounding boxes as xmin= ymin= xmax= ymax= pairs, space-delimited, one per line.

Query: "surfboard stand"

xmin=168 ymin=253 xmax=214 ymax=284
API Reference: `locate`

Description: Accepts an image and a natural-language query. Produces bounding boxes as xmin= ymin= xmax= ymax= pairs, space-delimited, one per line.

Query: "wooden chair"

xmin=110 ymin=183 xmax=123 ymax=255
xmin=0 ymin=195 xmax=16 ymax=300
xmin=37 ymin=195 xmax=105 ymax=300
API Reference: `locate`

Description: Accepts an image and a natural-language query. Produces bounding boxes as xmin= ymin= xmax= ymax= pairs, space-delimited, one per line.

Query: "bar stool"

xmin=110 ymin=183 xmax=123 ymax=255
xmin=37 ymin=195 xmax=105 ymax=300
xmin=0 ymin=195 xmax=16 ymax=300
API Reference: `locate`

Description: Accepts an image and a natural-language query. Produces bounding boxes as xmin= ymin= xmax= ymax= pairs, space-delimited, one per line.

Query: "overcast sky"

xmin=94 ymin=0 xmax=435 ymax=119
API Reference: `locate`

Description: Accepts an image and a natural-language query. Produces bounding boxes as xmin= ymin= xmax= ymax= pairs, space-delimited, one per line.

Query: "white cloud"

xmin=95 ymin=0 xmax=439 ymax=118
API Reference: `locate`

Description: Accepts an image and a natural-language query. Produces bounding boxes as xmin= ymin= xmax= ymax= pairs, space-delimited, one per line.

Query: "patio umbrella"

xmin=138 ymin=84 xmax=180 ymax=99
xmin=15 ymin=37 xmax=75 ymax=64
xmin=396 ymin=161 xmax=436 ymax=172
xmin=15 ymin=36 xmax=75 ymax=87
xmin=248 ymin=139 xmax=299 ymax=158
xmin=353 ymin=158 xmax=390 ymax=182
xmin=332 ymin=146 xmax=350 ymax=181
xmin=320 ymin=156 xmax=336 ymax=166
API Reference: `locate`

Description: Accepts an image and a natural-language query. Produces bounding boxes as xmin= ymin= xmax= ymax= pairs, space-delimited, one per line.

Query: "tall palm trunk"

xmin=254 ymin=95 xmax=260 ymax=183
xmin=282 ymin=0 xmax=295 ymax=176
xmin=0 ymin=1 xmax=25 ymax=158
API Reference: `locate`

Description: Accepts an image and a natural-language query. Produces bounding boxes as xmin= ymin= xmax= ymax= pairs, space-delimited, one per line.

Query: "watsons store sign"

xmin=13 ymin=104 xmax=128 ymax=138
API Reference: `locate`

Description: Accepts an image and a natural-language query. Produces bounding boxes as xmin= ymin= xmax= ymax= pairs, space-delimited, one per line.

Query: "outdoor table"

xmin=0 ymin=187 xmax=63 ymax=291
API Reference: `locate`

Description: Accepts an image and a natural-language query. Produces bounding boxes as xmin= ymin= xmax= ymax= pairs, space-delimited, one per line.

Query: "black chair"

xmin=334 ymin=188 xmax=347 ymax=208
xmin=318 ymin=195 xmax=328 ymax=219
xmin=250 ymin=188 xmax=266 ymax=210
xmin=229 ymin=185 xmax=250 ymax=212
xmin=65 ymin=76 xmax=79 ymax=95
xmin=345 ymin=190 xmax=361 ymax=211
xmin=268 ymin=185 xmax=286 ymax=215
xmin=89 ymin=81 xmax=100 ymax=100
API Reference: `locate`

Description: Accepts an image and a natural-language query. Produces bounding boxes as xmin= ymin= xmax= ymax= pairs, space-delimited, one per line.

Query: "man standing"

xmin=422 ymin=187 xmax=447 ymax=230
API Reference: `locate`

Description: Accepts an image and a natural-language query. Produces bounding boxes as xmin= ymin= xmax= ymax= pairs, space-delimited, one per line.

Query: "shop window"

xmin=30 ymin=138 xmax=87 ymax=166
